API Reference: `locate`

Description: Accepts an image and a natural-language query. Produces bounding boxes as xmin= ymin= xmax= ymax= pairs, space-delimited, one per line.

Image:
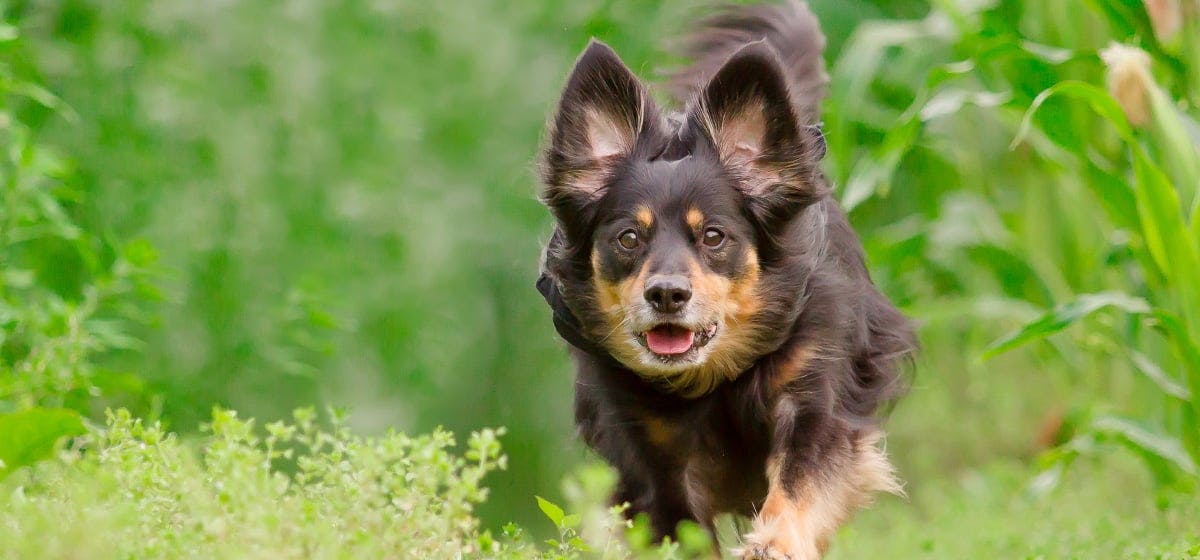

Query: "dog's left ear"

xmin=540 ymin=40 xmax=657 ymax=237
xmin=692 ymin=42 xmax=826 ymax=235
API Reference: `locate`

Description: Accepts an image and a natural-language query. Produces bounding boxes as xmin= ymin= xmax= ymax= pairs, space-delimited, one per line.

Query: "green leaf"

xmin=918 ymin=88 xmax=1010 ymax=122
xmin=1083 ymin=157 xmax=1140 ymax=232
xmin=1141 ymin=57 xmax=1200 ymax=209
xmin=1092 ymin=415 xmax=1197 ymax=476
xmin=1011 ymin=81 xmax=1134 ymax=151
xmin=535 ymin=495 xmax=565 ymax=527
xmin=674 ymin=520 xmax=714 ymax=554
xmin=842 ymin=117 xmax=920 ymax=212
xmin=8 ymin=83 xmax=79 ymax=122
xmin=983 ymin=292 xmax=1151 ymax=359
xmin=1132 ymin=151 xmax=1200 ymax=346
xmin=1151 ymin=310 xmax=1200 ymax=457
xmin=1133 ymin=152 xmax=1200 ymax=280
xmin=0 ymin=22 xmax=17 ymax=42
xmin=1128 ymin=350 xmax=1191 ymax=400
xmin=1192 ymin=200 xmax=1200 ymax=245
xmin=843 ymin=86 xmax=1009 ymax=212
xmin=0 ymin=408 xmax=86 ymax=479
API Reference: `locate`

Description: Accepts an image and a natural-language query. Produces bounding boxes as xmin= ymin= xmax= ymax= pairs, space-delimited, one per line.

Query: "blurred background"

xmin=3 ymin=0 xmax=1199 ymax=555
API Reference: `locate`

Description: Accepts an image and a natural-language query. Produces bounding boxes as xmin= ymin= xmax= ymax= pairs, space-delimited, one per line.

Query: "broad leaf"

xmin=0 ymin=408 xmax=85 ymax=479
xmin=535 ymin=495 xmax=565 ymax=527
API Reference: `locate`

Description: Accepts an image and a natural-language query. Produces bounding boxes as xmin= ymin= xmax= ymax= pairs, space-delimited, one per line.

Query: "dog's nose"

xmin=644 ymin=275 xmax=692 ymax=314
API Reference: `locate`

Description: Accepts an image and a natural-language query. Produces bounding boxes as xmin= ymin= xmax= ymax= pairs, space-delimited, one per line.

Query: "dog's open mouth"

xmin=637 ymin=323 xmax=718 ymax=360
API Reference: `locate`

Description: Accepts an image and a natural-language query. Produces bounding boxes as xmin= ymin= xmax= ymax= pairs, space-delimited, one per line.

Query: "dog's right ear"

xmin=540 ymin=40 xmax=654 ymax=232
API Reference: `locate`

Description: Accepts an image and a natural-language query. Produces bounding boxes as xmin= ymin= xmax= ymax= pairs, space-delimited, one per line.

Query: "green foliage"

xmin=826 ymin=0 xmax=1200 ymax=491
xmin=0 ymin=12 xmax=155 ymax=416
xmin=0 ymin=408 xmax=509 ymax=558
xmin=2 ymin=0 xmax=1199 ymax=557
xmin=0 ymin=12 xmax=155 ymax=494
xmin=0 ymin=407 xmax=83 ymax=478
xmin=532 ymin=489 xmax=712 ymax=559
xmin=0 ymin=0 xmax=946 ymax=530
xmin=0 ymin=407 xmax=715 ymax=559
xmin=987 ymin=37 xmax=1200 ymax=487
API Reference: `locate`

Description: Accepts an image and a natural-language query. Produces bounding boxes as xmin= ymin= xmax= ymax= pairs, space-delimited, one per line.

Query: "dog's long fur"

xmin=536 ymin=3 xmax=916 ymax=558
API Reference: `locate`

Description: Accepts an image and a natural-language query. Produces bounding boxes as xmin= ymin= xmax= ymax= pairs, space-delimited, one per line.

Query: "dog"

xmin=535 ymin=2 xmax=916 ymax=558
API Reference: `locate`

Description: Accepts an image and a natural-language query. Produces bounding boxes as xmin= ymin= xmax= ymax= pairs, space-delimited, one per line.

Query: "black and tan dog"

xmin=535 ymin=2 xmax=915 ymax=558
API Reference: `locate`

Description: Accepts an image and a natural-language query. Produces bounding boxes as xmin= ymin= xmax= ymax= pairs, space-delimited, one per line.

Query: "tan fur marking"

xmin=591 ymin=250 xmax=651 ymax=366
xmin=685 ymin=249 xmax=762 ymax=395
xmin=636 ymin=206 xmax=654 ymax=229
xmin=771 ymin=342 xmax=816 ymax=395
xmin=726 ymin=249 xmax=761 ymax=319
xmin=686 ymin=207 xmax=705 ymax=230
xmin=592 ymin=250 xmax=648 ymax=317
xmin=641 ymin=415 xmax=677 ymax=447
xmin=741 ymin=431 xmax=901 ymax=559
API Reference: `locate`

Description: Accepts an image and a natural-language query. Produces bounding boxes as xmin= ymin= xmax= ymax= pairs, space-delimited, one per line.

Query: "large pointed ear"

xmin=540 ymin=40 xmax=657 ymax=233
xmin=692 ymin=42 xmax=827 ymax=235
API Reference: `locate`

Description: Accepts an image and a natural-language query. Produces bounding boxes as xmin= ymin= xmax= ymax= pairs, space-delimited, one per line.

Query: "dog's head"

xmin=539 ymin=40 xmax=827 ymax=396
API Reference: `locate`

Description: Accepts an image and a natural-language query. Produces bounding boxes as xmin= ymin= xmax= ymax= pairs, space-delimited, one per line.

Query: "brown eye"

xmin=702 ymin=227 xmax=725 ymax=248
xmin=617 ymin=230 xmax=640 ymax=250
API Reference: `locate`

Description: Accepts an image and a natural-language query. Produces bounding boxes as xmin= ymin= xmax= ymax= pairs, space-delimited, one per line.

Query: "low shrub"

xmin=0 ymin=407 xmax=712 ymax=559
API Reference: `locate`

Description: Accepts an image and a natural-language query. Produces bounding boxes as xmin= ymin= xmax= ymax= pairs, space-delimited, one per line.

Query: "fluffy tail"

xmin=667 ymin=1 xmax=828 ymax=122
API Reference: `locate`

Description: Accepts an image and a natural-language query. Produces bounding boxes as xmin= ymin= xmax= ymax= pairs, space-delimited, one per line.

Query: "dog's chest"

xmin=656 ymin=389 xmax=774 ymax=515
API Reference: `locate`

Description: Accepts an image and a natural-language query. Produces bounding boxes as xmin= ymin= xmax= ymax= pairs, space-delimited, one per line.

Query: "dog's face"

xmin=589 ymin=153 xmax=763 ymax=384
xmin=540 ymin=40 xmax=827 ymax=395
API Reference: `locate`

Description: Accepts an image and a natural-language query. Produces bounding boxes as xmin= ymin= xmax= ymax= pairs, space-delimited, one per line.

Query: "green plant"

xmin=534 ymin=470 xmax=712 ymax=559
xmin=987 ymin=39 xmax=1200 ymax=489
xmin=826 ymin=0 xmax=1200 ymax=490
xmin=1 ymin=408 xmax=505 ymax=558
xmin=0 ymin=15 xmax=155 ymax=478
xmin=0 ymin=406 xmax=715 ymax=560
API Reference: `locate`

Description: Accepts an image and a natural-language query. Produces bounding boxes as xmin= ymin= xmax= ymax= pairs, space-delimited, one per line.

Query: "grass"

xmin=826 ymin=327 xmax=1200 ymax=558
xmin=835 ymin=457 xmax=1200 ymax=559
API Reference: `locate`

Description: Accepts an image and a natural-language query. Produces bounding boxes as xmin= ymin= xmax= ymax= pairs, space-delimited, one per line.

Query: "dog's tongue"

xmin=646 ymin=325 xmax=695 ymax=355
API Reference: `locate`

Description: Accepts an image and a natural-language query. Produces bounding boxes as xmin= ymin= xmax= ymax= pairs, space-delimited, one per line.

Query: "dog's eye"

xmin=702 ymin=228 xmax=725 ymax=248
xmin=617 ymin=230 xmax=640 ymax=250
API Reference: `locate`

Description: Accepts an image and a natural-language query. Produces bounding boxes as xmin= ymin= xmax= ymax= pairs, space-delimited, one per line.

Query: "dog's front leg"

xmin=740 ymin=397 xmax=900 ymax=560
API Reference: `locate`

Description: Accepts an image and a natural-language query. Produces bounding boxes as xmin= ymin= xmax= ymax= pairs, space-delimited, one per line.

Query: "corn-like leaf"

xmin=983 ymin=292 xmax=1151 ymax=359
xmin=1133 ymin=152 xmax=1199 ymax=278
xmin=1143 ymin=70 xmax=1200 ymax=210
xmin=842 ymin=118 xmax=919 ymax=212
xmin=1012 ymin=81 xmax=1135 ymax=150
xmin=1132 ymin=152 xmax=1200 ymax=353
xmin=1151 ymin=310 xmax=1200 ymax=456
xmin=844 ymin=87 xmax=1007 ymax=212
xmin=1128 ymin=350 xmax=1191 ymax=400
xmin=1084 ymin=158 xmax=1141 ymax=231
xmin=1092 ymin=415 xmax=1197 ymax=476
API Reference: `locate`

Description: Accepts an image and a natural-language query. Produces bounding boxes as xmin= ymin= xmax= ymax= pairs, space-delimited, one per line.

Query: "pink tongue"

xmin=646 ymin=327 xmax=695 ymax=355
